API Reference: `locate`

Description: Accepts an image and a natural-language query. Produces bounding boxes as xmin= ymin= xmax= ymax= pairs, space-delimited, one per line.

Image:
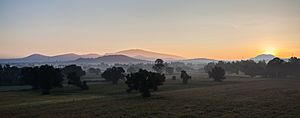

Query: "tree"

xmin=287 ymin=57 xmax=300 ymax=78
xmin=0 ymin=64 xmax=21 ymax=85
xmin=165 ymin=67 xmax=174 ymax=75
xmin=266 ymin=58 xmax=286 ymax=78
xmin=210 ymin=66 xmax=226 ymax=82
xmin=240 ymin=60 xmax=261 ymax=78
xmin=0 ymin=64 xmax=3 ymax=84
xmin=204 ymin=62 xmax=215 ymax=73
xmin=153 ymin=59 xmax=165 ymax=73
xmin=20 ymin=65 xmax=63 ymax=95
xmin=66 ymin=72 xmax=88 ymax=90
xmin=21 ymin=67 xmax=39 ymax=90
xmin=180 ymin=70 xmax=191 ymax=84
xmin=125 ymin=69 xmax=165 ymax=97
xmin=101 ymin=67 xmax=125 ymax=84
xmin=62 ymin=65 xmax=88 ymax=90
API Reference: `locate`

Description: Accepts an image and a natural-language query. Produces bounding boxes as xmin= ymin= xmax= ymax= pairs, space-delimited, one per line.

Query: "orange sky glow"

xmin=0 ymin=0 xmax=299 ymax=60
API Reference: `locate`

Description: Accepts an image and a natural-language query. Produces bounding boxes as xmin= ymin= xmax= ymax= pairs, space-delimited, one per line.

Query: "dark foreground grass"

xmin=0 ymin=78 xmax=299 ymax=118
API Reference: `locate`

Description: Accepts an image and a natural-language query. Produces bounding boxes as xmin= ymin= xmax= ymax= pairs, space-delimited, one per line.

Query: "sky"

xmin=0 ymin=0 xmax=300 ymax=60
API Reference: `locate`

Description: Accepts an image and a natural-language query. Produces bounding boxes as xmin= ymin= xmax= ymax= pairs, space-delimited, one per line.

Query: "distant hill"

xmin=108 ymin=49 xmax=185 ymax=61
xmin=0 ymin=53 xmax=101 ymax=63
xmin=177 ymin=58 xmax=218 ymax=64
xmin=74 ymin=55 xmax=149 ymax=64
xmin=249 ymin=54 xmax=276 ymax=62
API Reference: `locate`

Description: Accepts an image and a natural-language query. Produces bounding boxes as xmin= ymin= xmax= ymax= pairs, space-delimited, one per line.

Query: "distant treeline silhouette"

xmin=0 ymin=59 xmax=169 ymax=97
xmin=204 ymin=57 xmax=300 ymax=78
xmin=0 ymin=64 xmax=88 ymax=94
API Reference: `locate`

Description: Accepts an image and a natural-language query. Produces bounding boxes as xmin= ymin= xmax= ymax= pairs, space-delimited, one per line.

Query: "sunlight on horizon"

xmin=263 ymin=47 xmax=277 ymax=56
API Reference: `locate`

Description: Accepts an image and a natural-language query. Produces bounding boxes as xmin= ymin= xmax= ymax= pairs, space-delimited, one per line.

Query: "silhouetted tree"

xmin=125 ymin=69 xmax=165 ymax=97
xmin=239 ymin=60 xmax=265 ymax=78
xmin=62 ymin=65 xmax=87 ymax=90
xmin=0 ymin=64 xmax=21 ymax=85
xmin=287 ymin=57 xmax=300 ymax=78
xmin=0 ymin=64 xmax=3 ymax=84
xmin=21 ymin=67 xmax=39 ymax=89
xmin=180 ymin=70 xmax=191 ymax=84
xmin=38 ymin=65 xmax=64 ymax=94
xmin=266 ymin=58 xmax=286 ymax=78
xmin=101 ymin=67 xmax=125 ymax=84
xmin=210 ymin=66 xmax=226 ymax=82
xmin=204 ymin=62 xmax=215 ymax=73
xmin=209 ymin=60 xmax=267 ymax=78
xmin=153 ymin=59 xmax=165 ymax=73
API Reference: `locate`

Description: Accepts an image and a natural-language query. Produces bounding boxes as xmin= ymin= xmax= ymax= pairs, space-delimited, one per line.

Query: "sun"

xmin=263 ymin=47 xmax=276 ymax=55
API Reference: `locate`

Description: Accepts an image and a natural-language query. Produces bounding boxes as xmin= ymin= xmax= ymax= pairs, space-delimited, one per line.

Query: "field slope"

xmin=0 ymin=79 xmax=299 ymax=118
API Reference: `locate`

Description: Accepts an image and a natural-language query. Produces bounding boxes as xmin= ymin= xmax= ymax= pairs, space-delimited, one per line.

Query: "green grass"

xmin=0 ymin=77 xmax=299 ymax=118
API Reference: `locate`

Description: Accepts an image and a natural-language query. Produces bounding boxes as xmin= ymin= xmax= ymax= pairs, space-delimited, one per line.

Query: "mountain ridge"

xmin=110 ymin=49 xmax=185 ymax=61
xmin=74 ymin=54 xmax=149 ymax=64
xmin=0 ymin=49 xmax=289 ymax=64
xmin=0 ymin=53 xmax=101 ymax=63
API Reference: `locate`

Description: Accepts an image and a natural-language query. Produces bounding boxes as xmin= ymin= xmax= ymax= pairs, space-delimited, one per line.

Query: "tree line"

xmin=0 ymin=58 xmax=228 ymax=97
xmin=204 ymin=57 xmax=300 ymax=79
xmin=0 ymin=64 xmax=88 ymax=94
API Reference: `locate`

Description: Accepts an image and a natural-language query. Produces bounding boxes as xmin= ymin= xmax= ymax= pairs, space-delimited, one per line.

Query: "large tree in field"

xmin=125 ymin=69 xmax=165 ymax=97
xmin=62 ymin=65 xmax=88 ymax=90
xmin=153 ymin=59 xmax=165 ymax=73
xmin=210 ymin=66 xmax=226 ymax=82
xmin=101 ymin=67 xmax=125 ymax=84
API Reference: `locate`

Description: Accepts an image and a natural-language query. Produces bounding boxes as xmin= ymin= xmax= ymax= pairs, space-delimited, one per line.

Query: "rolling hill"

xmin=74 ymin=55 xmax=149 ymax=64
xmin=176 ymin=58 xmax=218 ymax=64
xmin=110 ymin=49 xmax=185 ymax=61
xmin=0 ymin=53 xmax=101 ymax=63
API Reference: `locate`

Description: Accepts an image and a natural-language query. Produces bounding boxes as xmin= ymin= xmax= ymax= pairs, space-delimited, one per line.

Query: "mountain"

xmin=110 ymin=49 xmax=185 ymax=61
xmin=23 ymin=54 xmax=50 ymax=61
xmin=81 ymin=54 xmax=101 ymax=58
xmin=249 ymin=54 xmax=276 ymax=62
xmin=74 ymin=55 xmax=149 ymax=64
xmin=0 ymin=53 xmax=101 ymax=63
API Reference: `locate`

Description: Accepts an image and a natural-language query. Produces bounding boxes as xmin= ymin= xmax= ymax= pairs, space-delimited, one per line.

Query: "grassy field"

xmin=0 ymin=76 xmax=299 ymax=118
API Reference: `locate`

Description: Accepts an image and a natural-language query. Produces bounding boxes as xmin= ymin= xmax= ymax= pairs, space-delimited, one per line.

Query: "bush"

xmin=210 ymin=66 xmax=226 ymax=82
xmin=102 ymin=67 xmax=125 ymax=85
